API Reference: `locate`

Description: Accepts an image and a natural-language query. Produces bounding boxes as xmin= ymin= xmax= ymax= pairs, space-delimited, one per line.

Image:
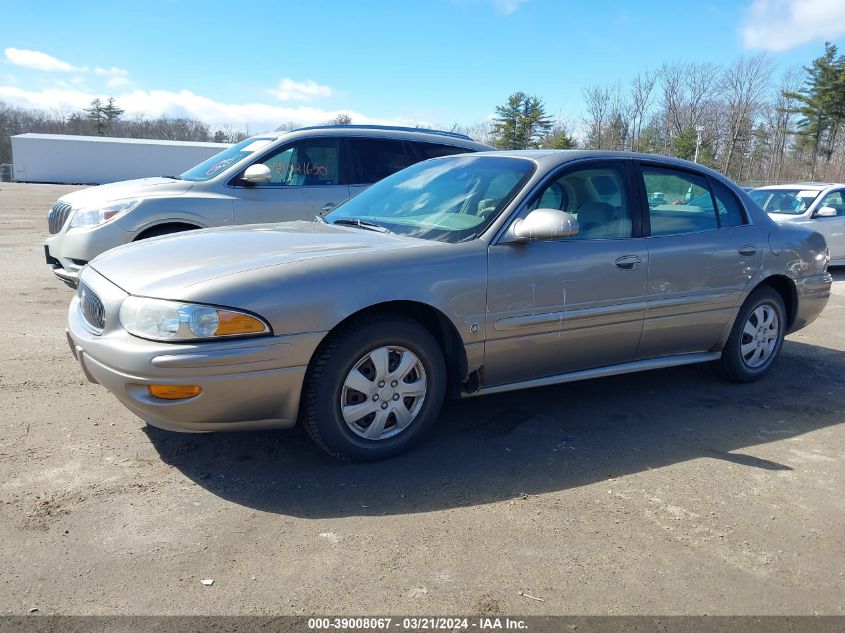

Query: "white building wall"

xmin=11 ymin=133 xmax=230 ymax=184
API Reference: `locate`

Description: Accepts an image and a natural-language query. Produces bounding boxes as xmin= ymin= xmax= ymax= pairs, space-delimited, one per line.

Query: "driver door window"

xmin=255 ymin=138 xmax=340 ymax=187
xmin=528 ymin=164 xmax=633 ymax=239
xmin=817 ymin=191 xmax=845 ymax=216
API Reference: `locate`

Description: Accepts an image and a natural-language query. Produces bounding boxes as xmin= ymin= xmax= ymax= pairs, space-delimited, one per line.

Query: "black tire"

xmin=302 ymin=314 xmax=447 ymax=461
xmin=134 ymin=224 xmax=196 ymax=241
xmin=715 ymin=286 xmax=786 ymax=383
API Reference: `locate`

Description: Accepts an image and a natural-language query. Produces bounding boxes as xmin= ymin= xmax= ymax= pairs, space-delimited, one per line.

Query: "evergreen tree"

xmin=540 ymin=123 xmax=577 ymax=149
xmin=102 ymin=98 xmax=124 ymax=131
xmin=493 ymin=92 xmax=553 ymax=149
xmin=783 ymin=43 xmax=845 ymax=178
xmin=85 ymin=98 xmax=106 ymax=136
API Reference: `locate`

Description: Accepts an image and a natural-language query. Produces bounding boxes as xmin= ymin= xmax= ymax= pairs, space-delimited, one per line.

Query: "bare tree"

xmin=582 ymin=84 xmax=611 ymax=149
xmin=630 ymin=71 xmax=657 ymax=152
xmin=720 ymin=53 xmax=772 ymax=179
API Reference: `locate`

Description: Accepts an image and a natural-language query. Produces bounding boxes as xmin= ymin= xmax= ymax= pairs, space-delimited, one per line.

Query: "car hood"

xmin=59 ymin=177 xmax=194 ymax=208
xmin=89 ymin=221 xmax=427 ymax=298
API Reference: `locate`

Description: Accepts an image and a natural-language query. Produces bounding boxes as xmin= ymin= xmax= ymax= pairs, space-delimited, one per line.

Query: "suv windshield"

xmin=325 ymin=155 xmax=534 ymax=243
xmin=180 ymin=137 xmax=276 ymax=182
xmin=749 ymin=188 xmax=821 ymax=215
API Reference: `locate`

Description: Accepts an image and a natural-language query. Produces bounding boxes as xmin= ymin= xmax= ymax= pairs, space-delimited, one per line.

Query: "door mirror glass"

xmin=511 ymin=209 xmax=579 ymax=242
xmin=816 ymin=206 xmax=838 ymax=218
xmin=242 ymin=164 xmax=272 ymax=184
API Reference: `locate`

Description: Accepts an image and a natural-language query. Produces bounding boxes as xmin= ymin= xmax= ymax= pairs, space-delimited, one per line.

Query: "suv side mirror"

xmin=510 ymin=209 xmax=579 ymax=242
xmin=815 ymin=206 xmax=838 ymax=218
xmin=242 ymin=164 xmax=272 ymax=185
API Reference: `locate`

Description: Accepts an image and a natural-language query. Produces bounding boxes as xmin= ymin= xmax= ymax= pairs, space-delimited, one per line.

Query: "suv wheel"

xmin=302 ymin=314 xmax=447 ymax=461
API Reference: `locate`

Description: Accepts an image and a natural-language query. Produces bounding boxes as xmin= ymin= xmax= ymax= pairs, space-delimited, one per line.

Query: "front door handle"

xmin=615 ymin=255 xmax=642 ymax=271
xmin=738 ymin=245 xmax=757 ymax=257
xmin=321 ymin=202 xmax=337 ymax=213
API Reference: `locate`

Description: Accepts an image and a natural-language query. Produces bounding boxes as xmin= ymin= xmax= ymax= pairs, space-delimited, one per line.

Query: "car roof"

xmin=254 ymin=125 xmax=493 ymax=150
xmin=752 ymin=182 xmax=843 ymax=191
xmin=465 ymin=149 xmax=737 ymax=176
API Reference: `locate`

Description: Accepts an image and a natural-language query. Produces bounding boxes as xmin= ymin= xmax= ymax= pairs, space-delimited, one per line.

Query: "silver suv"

xmin=44 ymin=125 xmax=491 ymax=286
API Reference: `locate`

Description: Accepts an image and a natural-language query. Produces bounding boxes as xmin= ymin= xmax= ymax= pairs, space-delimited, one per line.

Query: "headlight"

xmin=119 ymin=296 xmax=271 ymax=342
xmin=71 ymin=198 xmax=142 ymax=228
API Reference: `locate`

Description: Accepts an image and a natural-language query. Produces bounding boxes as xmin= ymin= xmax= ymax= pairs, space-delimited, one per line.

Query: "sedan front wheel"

xmin=302 ymin=315 xmax=447 ymax=461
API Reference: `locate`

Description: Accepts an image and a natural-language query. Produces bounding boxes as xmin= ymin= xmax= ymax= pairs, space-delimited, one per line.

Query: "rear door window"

xmin=642 ymin=167 xmax=717 ymax=236
xmin=710 ymin=179 xmax=747 ymax=227
xmin=347 ymin=138 xmax=414 ymax=184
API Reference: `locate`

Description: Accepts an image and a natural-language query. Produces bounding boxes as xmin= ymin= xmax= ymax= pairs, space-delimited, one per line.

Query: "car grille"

xmin=48 ymin=201 xmax=73 ymax=234
xmin=79 ymin=283 xmax=105 ymax=331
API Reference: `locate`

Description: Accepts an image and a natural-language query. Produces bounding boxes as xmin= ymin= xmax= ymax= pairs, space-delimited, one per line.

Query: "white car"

xmin=44 ymin=125 xmax=491 ymax=286
xmin=750 ymin=183 xmax=845 ymax=265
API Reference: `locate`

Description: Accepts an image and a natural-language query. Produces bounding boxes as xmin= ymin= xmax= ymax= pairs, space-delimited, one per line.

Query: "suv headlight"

xmin=119 ymin=296 xmax=271 ymax=342
xmin=71 ymin=198 xmax=142 ymax=228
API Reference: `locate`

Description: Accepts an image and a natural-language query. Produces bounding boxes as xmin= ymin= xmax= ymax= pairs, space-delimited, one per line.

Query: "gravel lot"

xmin=1 ymin=182 xmax=843 ymax=616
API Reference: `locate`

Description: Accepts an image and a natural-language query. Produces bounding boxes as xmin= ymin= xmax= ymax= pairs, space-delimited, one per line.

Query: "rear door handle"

xmin=321 ymin=202 xmax=337 ymax=213
xmin=615 ymin=255 xmax=642 ymax=271
xmin=738 ymin=246 xmax=757 ymax=257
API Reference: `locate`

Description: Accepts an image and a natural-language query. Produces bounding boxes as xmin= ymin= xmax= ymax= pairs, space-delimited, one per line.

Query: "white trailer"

xmin=10 ymin=133 xmax=229 ymax=185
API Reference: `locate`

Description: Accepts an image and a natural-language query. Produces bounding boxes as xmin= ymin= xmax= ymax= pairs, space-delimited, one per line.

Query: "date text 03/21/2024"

xmin=307 ymin=618 xmax=528 ymax=630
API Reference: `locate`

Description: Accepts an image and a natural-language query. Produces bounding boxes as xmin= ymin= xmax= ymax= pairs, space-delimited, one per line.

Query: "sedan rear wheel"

xmin=303 ymin=315 xmax=446 ymax=461
xmin=716 ymin=286 xmax=786 ymax=383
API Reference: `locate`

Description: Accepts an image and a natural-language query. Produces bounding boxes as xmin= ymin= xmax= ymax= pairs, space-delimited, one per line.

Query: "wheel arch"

xmin=751 ymin=274 xmax=798 ymax=331
xmin=306 ymin=300 xmax=469 ymax=398
xmin=133 ymin=221 xmax=203 ymax=241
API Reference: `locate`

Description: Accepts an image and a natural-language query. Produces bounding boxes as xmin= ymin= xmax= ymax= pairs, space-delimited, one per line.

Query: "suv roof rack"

xmin=293 ymin=124 xmax=473 ymax=142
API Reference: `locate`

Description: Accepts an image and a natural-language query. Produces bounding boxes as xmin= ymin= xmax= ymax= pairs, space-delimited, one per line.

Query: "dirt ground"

xmin=0 ymin=182 xmax=843 ymax=616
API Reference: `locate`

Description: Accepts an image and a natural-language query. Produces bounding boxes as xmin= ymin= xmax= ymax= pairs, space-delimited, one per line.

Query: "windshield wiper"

xmin=332 ymin=218 xmax=392 ymax=234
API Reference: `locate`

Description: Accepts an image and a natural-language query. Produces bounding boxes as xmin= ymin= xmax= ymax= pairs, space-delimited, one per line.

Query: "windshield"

xmin=180 ymin=137 xmax=276 ymax=182
xmin=749 ymin=188 xmax=821 ymax=215
xmin=325 ymin=155 xmax=535 ymax=243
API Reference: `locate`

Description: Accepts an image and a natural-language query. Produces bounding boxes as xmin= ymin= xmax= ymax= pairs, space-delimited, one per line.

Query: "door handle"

xmin=615 ymin=255 xmax=642 ymax=271
xmin=738 ymin=245 xmax=757 ymax=257
xmin=320 ymin=202 xmax=337 ymax=213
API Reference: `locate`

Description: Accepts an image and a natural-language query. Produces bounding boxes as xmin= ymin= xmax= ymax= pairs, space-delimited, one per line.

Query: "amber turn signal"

xmin=214 ymin=311 xmax=267 ymax=336
xmin=148 ymin=384 xmax=202 ymax=400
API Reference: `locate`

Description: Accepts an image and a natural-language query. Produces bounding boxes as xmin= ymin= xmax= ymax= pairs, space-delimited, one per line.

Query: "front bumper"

xmin=44 ymin=218 xmax=134 ymax=288
xmin=66 ymin=268 xmax=325 ymax=432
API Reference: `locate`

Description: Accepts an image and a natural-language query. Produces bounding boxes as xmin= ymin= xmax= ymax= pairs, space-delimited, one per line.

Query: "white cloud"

xmin=3 ymin=48 xmax=131 ymax=79
xmin=742 ymin=0 xmax=845 ymax=51
xmin=94 ymin=66 xmax=130 ymax=77
xmin=107 ymin=76 xmax=133 ymax=89
xmin=268 ymin=78 xmax=333 ymax=102
xmin=4 ymin=47 xmax=83 ymax=72
xmin=493 ymin=0 xmax=528 ymax=15
xmin=453 ymin=0 xmax=528 ymax=15
xmin=0 ymin=85 xmax=403 ymax=131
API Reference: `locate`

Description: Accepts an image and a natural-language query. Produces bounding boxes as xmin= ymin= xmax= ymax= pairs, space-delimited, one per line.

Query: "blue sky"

xmin=1 ymin=0 xmax=844 ymax=133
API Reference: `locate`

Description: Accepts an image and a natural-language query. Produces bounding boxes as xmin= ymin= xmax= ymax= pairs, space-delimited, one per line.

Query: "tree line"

xmin=2 ymin=42 xmax=843 ymax=184
xmin=482 ymin=43 xmax=845 ymax=184
xmin=0 ymin=98 xmax=250 ymax=165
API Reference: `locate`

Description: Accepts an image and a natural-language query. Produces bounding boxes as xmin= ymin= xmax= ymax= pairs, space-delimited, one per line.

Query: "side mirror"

xmin=815 ymin=206 xmax=838 ymax=218
xmin=510 ymin=208 xmax=579 ymax=242
xmin=241 ymin=164 xmax=271 ymax=185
